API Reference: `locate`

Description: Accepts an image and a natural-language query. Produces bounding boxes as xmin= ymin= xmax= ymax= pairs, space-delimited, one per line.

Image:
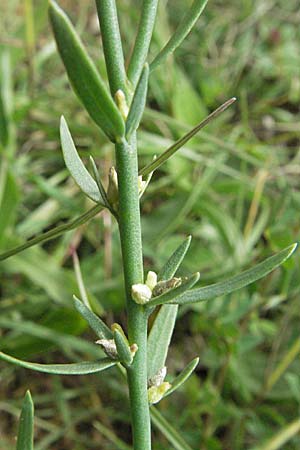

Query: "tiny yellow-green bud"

xmin=148 ymin=382 xmax=171 ymax=405
xmin=115 ymin=89 xmax=129 ymax=120
xmin=131 ymin=283 xmax=152 ymax=305
xmin=95 ymin=339 xmax=118 ymax=359
xmin=146 ymin=271 xmax=157 ymax=291
xmin=107 ymin=166 xmax=118 ymax=208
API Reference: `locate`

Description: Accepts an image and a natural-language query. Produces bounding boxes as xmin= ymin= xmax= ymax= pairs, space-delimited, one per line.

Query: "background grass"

xmin=0 ymin=0 xmax=300 ymax=448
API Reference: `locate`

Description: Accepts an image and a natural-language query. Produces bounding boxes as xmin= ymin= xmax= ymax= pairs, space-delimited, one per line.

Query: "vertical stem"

xmin=127 ymin=0 xmax=158 ymax=88
xmin=95 ymin=0 xmax=127 ymax=97
xmin=115 ymin=139 xmax=151 ymax=450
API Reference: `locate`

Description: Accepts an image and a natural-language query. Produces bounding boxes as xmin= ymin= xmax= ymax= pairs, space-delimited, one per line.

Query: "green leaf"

xmin=73 ymin=296 xmax=112 ymax=340
xmin=163 ymin=357 xmax=199 ymax=398
xmin=147 ymin=237 xmax=192 ymax=378
xmin=139 ymin=98 xmax=236 ymax=177
xmin=0 ymin=351 xmax=116 ymax=375
xmin=150 ymin=407 xmax=193 ymax=450
xmin=113 ymin=328 xmax=133 ymax=366
xmin=253 ymin=418 xmax=300 ymax=450
xmin=49 ymin=1 xmax=125 ymax=142
xmin=126 ymin=64 xmax=149 ymax=139
xmin=146 ymin=272 xmax=200 ymax=307
xmin=60 ymin=116 xmax=103 ymax=203
xmin=147 ymin=304 xmax=178 ymax=379
xmin=174 ymin=244 xmax=298 ymax=305
xmin=150 ymin=0 xmax=209 ymax=71
xmin=0 ymin=204 xmax=102 ymax=261
xmin=159 ymin=235 xmax=192 ymax=280
xmin=16 ymin=391 xmax=34 ymax=450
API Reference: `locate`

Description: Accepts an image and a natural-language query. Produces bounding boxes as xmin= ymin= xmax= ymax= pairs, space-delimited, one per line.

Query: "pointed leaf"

xmin=150 ymin=407 xmax=193 ymax=450
xmin=49 ymin=1 xmax=125 ymax=142
xmin=147 ymin=304 xmax=178 ymax=379
xmin=89 ymin=156 xmax=112 ymax=210
xmin=163 ymin=357 xmax=199 ymax=398
xmin=60 ymin=117 xmax=103 ymax=203
xmin=0 ymin=351 xmax=116 ymax=375
xmin=16 ymin=391 xmax=34 ymax=450
xmin=175 ymin=244 xmax=298 ymax=305
xmin=139 ymin=98 xmax=236 ymax=177
xmin=126 ymin=64 xmax=149 ymax=138
xmin=113 ymin=328 xmax=133 ymax=366
xmin=146 ymin=272 xmax=200 ymax=307
xmin=150 ymin=0 xmax=209 ymax=71
xmin=0 ymin=204 xmax=103 ymax=261
xmin=159 ymin=235 xmax=192 ymax=280
xmin=74 ymin=296 xmax=113 ymax=339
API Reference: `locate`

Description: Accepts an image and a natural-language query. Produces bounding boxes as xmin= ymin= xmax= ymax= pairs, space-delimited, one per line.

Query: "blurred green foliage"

xmin=0 ymin=0 xmax=299 ymax=448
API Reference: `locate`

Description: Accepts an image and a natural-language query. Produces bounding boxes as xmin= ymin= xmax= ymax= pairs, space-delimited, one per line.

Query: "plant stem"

xmin=115 ymin=139 xmax=151 ymax=450
xmin=127 ymin=0 xmax=158 ymax=88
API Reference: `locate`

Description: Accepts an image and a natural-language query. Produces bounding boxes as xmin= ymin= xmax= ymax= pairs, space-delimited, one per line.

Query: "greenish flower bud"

xmin=148 ymin=382 xmax=171 ymax=405
xmin=146 ymin=271 xmax=158 ymax=291
xmin=131 ymin=283 xmax=152 ymax=305
xmin=107 ymin=166 xmax=118 ymax=209
xmin=115 ymin=89 xmax=129 ymax=120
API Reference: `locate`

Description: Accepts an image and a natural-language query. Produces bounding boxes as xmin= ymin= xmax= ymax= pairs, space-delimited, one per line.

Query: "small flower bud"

xmin=146 ymin=271 xmax=158 ymax=291
xmin=115 ymin=89 xmax=129 ymax=120
xmin=131 ymin=283 xmax=152 ymax=305
xmin=148 ymin=382 xmax=171 ymax=405
xmin=148 ymin=366 xmax=167 ymax=388
xmin=107 ymin=166 xmax=118 ymax=208
xmin=152 ymin=277 xmax=182 ymax=297
xmin=95 ymin=339 xmax=118 ymax=359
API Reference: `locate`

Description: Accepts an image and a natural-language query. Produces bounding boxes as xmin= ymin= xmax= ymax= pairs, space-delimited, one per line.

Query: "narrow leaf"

xmin=150 ymin=0 xmax=209 ymax=71
xmin=16 ymin=391 xmax=34 ymax=450
xmin=146 ymin=272 xmax=200 ymax=307
xmin=127 ymin=0 xmax=159 ymax=87
xmin=126 ymin=64 xmax=149 ymax=138
xmin=0 ymin=204 xmax=103 ymax=261
xmin=0 ymin=351 xmax=116 ymax=375
xmin=150 ymin=407 xmax=193 ymax=450
xmin=89 ymin=156 xmax=113 ymax=212
xmin=159 ymin=235 xmax=192 ymax=280
xmin=139 ymin=98 xmax=236 ymax=177
xmin=147 ymin=236 xmax=193 ymax=379
xmin=147 ymin=304 xmax=178 ymax=379
xmin=74 ymin=296 xmax=113 ymax=339
xmin=175 ymin=244 xmax=298 ymax=305
xmin=163 ymin=357 xmax=199 ymax=398
xmin=60 ymin=116 xmax=103 ymax=203
xmin=49 ymin=1 xmax=125 ymax=142
xmin=113 ymin=328 xmax=133 ymax=366
xmin=95 ymin=0 xmax=127 ymax=97
xmin=254 ymin=418 xmax=300 ymax=450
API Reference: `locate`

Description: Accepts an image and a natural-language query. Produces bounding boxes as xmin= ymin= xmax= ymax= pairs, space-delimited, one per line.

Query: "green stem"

xmin=127 ymin=0 xmax=158 ymax=88
xmin=95 ymin=0 xmax=127 ymax=97
xmin=115 ymin=139 xmax=151 ymax=450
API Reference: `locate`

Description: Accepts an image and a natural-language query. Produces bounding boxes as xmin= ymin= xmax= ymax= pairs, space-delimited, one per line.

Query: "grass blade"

xmin=254 ymin=418 xmax=300 ymax=450
xmin=0 ymin=351 xmax=116 ymax=375
xmin=150 ymin=0 xmax=209 ymax=71
xmin=146 ymin=272 xmax=200 ymax=307
xmin=147 ymin=304 xmax=178 ymax=379
xmin=126 ymin=64 xmax=149 ymax=139
xmin=16 ymin=391 xmax=34 ymax=450
xmin=0 ymin=204 xmax=103 ymax=261
xmin=73 ymin=296 xmax=113 ymax=340
xmin=139 ymin=98 xmax=236 ymax=177
xmin=163 ymin=357 xmax=199 ymax=398
xmin=60 ymin=116 xmax=103 ymax=203
xmin=159 ymin=235 xmax=192 ymax=280
xmin=175 ymin=244 xmax=298 ymax=305
xmin=49 ymin=1 xmax=124 ymax=142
